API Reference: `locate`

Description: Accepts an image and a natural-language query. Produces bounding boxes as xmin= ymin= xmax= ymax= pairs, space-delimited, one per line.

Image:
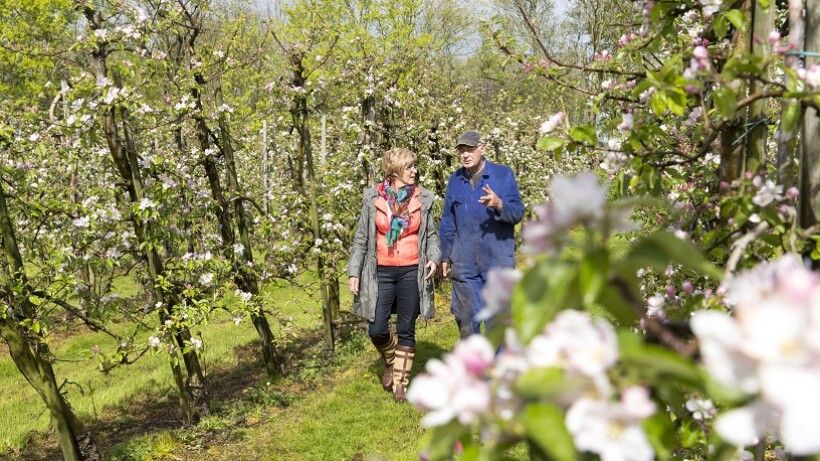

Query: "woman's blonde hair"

xmin=381 ymin=148 xmax=417 ymax=181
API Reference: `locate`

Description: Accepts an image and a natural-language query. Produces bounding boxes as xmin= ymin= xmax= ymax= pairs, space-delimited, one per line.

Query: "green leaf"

xmin=569 ymin=125 xmax=597 ymax=146
xmin=522 ymin=403 xmax=577 ymax=461
xmin=650 ymin=92 xmax=667 ymax=116
xmin=724 ymin=9 xmax=748 ymax=32
xmin=713 ymin=87 xmax=737 ymax=120
xmin=714 ymin=15 xmax=729 ymax=38
xmin=579 ymin=249 xmax=608 ymax=306
xmin=627 ymin=232 xmax=723 ymax=280
xmin=782 ymin=100 xmax=801 ymax=133
xmin=679 ymin=418 xmax=702 ymax=448
xmin=514 ymin=367 xmax=580 ymax=399
xmin=537 ymin=136 xmax=564 ymax=152
xmin=512 ymin=259 xmax=580 ymax=343
xmin=665 ymin=88 xmax=687 ymax=115
xmin=597 ymin=277 xmax=639 ymax=326
xmin=426 ymin=422 xmax=467 ymax=461
xmin=644 ymin=411 xmax=677 ymax=459
xmin=618 ymin=330 xmax=703 ymax=387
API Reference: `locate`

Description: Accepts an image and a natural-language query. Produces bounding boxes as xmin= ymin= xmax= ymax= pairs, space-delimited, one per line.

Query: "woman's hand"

xmin=424 ymin=261 xmax=438 ymax=281
xmin=349 ymin=277 xmax=360 ymax=295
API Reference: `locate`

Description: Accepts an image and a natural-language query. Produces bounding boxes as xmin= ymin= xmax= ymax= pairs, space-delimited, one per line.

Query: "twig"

xmin=611 ymin=276 xmax=698 ymax=358
xmin=725 ymin=221 xmax=770 ymax=275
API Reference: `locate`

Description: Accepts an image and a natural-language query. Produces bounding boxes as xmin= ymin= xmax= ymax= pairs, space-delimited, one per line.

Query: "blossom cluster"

xmin=692 ymin=254 xmax=820 ymax=454
xmin=408 ymin=311 xmax=657 ymax=461
xmin=522 ymin=172 xmax=634 ymax=254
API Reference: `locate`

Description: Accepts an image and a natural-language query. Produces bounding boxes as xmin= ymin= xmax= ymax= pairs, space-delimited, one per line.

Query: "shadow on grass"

xmin=5 ymin=316 xmax=370 ymax=461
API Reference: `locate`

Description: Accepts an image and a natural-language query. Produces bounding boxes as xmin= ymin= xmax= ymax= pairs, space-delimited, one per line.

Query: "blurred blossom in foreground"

xmin=477 ymin=268 xmax=522 ymax=321
xmin=522 ymin=171 xmax=633 ymax=254
xmin=566 ymin=387 xmax=656 ymax=461
xmin=408 ymin=310 xmax=654 ymax=459
xmin=692 ymin=254 xmax=820 ymax=454
xmin=407 ymin=335 xmax=494 ymax=427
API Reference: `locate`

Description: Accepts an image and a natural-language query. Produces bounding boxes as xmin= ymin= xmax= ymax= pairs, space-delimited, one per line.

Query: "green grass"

xmin=0 ymin=269 xmax=327 ymax=455
xmin=0 ymin=274 xmax=482 ymax=461
xmin=0 ymin=264 xmax=545 ymax=460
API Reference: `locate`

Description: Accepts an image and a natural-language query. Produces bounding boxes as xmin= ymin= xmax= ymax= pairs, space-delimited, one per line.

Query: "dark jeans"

xmin=369 ymin=265 xmax=420 ymax=348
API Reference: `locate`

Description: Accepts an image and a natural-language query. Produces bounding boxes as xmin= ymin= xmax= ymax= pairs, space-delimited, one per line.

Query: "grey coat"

xmin=347 ymin=186 xmax=441 ymax=322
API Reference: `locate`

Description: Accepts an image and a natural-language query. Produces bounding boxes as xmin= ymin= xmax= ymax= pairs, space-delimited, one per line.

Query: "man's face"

xmin=456 ymin=144 xmax=484 ymax=169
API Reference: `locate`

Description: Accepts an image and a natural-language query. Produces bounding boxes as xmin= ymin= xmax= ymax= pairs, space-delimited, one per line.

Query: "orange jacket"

xmin=375 ymin=187 xmax=421 ymax=266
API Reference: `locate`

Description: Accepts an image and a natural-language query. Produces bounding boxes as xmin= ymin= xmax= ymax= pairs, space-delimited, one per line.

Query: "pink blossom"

xmin=797 ymin=64 xmax=820 ymax=88
xmin=407 ymin=335 xmax=495 ymax=427
xmin=646 ymin=294 xmax=665 ymax=318
xmin=521 ymin=203 xmax=562 ymax=254
xmin=693 ymin=255 xmax=820 ymax=453
xmin=618 ymin=113 xmax=634 ymax=132
xmin=452 ymin=335 xmax=497 ymax=376
xmin=527 ymin=310 xmax=619 ymax=378
xmin=752 ymin=180 xmax=783 ymax=207
xmin=768 ymin=30 xmax=781 ymax=46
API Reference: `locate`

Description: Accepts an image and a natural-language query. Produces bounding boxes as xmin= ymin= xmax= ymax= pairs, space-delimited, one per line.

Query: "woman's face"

xmin=395 ymin=162 xmax=417 ymax=187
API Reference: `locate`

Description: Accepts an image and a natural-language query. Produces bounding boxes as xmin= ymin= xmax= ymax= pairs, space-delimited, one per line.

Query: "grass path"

xmin=0 ymin=280 xmax=465 ymax=461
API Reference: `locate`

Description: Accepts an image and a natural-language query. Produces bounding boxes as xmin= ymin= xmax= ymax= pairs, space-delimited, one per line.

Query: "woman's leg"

xmin=370 ymin=266 xmax=399 ymax=391
xmin=369 ymin=266 xmax=398 ymax=342
xmin=394 ymin=266 xmax=420 ymax=348
xmin=393 ymin=266 xmax=419 ymax=402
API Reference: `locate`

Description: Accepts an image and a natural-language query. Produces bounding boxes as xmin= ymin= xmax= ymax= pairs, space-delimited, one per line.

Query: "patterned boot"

xmin=392 ymin=345 xmax=415 ymax=403
xmin=373 ymin=333 xmax=397 ymax=392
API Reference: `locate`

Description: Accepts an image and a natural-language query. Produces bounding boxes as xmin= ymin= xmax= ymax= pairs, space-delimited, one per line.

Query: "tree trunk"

xmin=291 ymin=61 xmax=334 ymax=351
xmin=0 ymin=180 xmax=101 ymax=461
xmin=745 ymin=0 xmax=775 ymax=173
xmin=81 ymin=4 xmax=206 ymax=422
xmin=776 ymin=0 xmax=806 ymax=187
xmin=718 ymin=0 xmax=752 ymax=182
xmin=215 ymin=87 xmax=281 ymax=377
xmin=800 ymin=0 xmax=820 ymax=228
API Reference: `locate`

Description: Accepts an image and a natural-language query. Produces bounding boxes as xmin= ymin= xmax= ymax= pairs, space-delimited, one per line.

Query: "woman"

xmin=347 ymin=148 xmax=440 ymax=402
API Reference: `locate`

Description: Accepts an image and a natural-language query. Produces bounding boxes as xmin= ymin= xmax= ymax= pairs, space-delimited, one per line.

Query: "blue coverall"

xmin=439 ymin=159 xmax=524 ymax=337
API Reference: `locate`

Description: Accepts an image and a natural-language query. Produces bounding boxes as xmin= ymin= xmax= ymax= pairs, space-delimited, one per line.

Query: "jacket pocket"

xmin=452 ymin=197 xmax=467 ymax=225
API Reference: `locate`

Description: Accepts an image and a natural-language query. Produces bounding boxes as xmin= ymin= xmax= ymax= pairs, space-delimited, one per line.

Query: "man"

xmin=439 ymin=130 xmax=524 ymax=338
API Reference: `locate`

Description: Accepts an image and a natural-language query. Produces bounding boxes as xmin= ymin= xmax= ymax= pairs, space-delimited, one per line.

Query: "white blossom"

xmin=686 ymin=398 xmax=716 ymax=420
xmin=565 ymin=388 xmax=656 ymax=461
xmin=199 ymin=273 xmax=214 ymax=286
xmin=752 ymin=180 xmax=783 ymax=207
xmin=138 ymin=198 xmax=155 ymax=210
xmin=539 ymin=112 xmax=566 ymax=134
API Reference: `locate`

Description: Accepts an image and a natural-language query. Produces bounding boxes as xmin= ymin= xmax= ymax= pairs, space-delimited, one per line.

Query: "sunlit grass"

xmin=2 ymin=263 xmax=546 ymax=460
xmin=0 ymin=270 xmax=329 ymax=454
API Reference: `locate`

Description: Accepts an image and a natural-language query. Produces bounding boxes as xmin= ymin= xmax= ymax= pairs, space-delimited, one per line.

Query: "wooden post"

xmin=321 ymin=113 xmax=327 ymax=165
